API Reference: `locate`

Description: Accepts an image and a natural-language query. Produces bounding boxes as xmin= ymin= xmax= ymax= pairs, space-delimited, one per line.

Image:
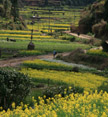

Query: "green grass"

xmin=0 ymin=41 xmax=90 ymax=52
xmin=23 ymin=59 xmax=74 ymax=71
xmin=24 ymin=88 xmax=43 ymax=106
xmin=87 ymin=49 xmax=108 ymax=58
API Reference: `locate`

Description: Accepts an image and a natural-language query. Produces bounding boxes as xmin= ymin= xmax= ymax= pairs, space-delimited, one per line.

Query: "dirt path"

xmin=65 ymin=31 xmax=97 ymax=40
xmin=0 ymin=52 xmax=70 ymax=67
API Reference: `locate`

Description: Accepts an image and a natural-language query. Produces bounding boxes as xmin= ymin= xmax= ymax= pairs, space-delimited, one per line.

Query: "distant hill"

xmin=0 ymin=0 xmax=26 ymax=30
xmin=22 ymin=0 xmax=96 ymax=6
xmin=78 ymin=0 xmax=108 ymax=41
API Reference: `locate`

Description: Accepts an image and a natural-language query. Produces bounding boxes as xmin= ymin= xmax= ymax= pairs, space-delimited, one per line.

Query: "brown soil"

xmin=64 ymin=31 xmax=97 ymax=40
xmin=0 ymin=52 xmax=70 ymax=67
xmin=0 ymin=54 xmax=52 ymax=67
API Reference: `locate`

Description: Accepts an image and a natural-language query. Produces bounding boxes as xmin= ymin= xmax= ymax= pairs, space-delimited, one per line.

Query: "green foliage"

xmin=87 ymin=49 xmax=108 ymax=58
xmin=19 ymin=50 xmax=44 ymax=56
xmin=79 ymin=0 xmax=105 ymax=34
xmin=43 ymin=85 xmax=84 ymax=99
xmin=0 ymin=68 xmax=31 ymax=110
xmin=23 ymin=60 xmax=74 ymax=71
xmin=0 ymin=5 xmax=4 ymax=17
xmin=24 ymin=0 xmax=96 ymax=6
xmin=98 ymin=81 xmax=108 ymax=93
xmin=0 ymin=41 xmax=90 ymax=53
xmin=92 ymin=20 xmax=108 ymax=40
xmin=104 ymin=0 xmax=108 ymax=21
xmin=69 ymin=36 xmax=76 ymax=42
xmin=101 ymin=41 xmax=108 ymax=52
xmin=11 ymin=0 xmax=19 ymax=22
xmin=62 ymin=35 xmax=76 ymax=42
xmin=44 ymin=0 xmax=48 ymax=6
xmin=79 ymin=15 xmax=94 ymax=33
xmin=3 ymin=0 xmax=11 ymax=17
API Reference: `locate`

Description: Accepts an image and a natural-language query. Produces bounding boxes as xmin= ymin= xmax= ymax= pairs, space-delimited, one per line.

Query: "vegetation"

xmin=58 ymin=48 xmax=108 ymax=70
xmin=0 ymin=0 xmax=26 ymax=30
xmin=22 ymin=0 xmax=96 ymax=6
xmin=0 ymin=68 xmax=31 ymax=110
xmin=23 ymin=59 xmax=82 ymax=72
xmin=79 ymin=0 xmax=108 ymax=42
xmin=1 ymin=90 xmax=108 ymax=116
xmin=87 ymin=49 xmax=108 ymax=58
xmin=0 ymin=0 xmax=108 ymax=116
xmin=21 ymin=67 xmax=106 ymax=91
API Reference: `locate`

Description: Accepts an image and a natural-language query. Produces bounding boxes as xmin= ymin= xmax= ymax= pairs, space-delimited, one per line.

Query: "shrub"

xmin=0 ymin=68 xmax=31 ymax=110
xmin=62 ymin=36 xmax=76 ymax=42
xmin=62 ymin=36 xmax=67 ymax=40
xmin=69 ymin=37 xmax=76 ymax=42
xmin=79 ymin=15 xmax=94 ymax=34
xmin=72 ymin=67 xmax=79 ymax=72
xmin=101 ymin=41 xmax=108 ymax=52
xmin=92 ymin=20 xmax=108 ymax=40
xmin=47 ymin=32 xmax=53 ymax=36
xmin=70 ymin=25 xmax=78 ymax=33
xmin=0 ymin=6 xmax=4 ymax=17
xmin=43 ymin=85 xmax=84 ymax=99
xmin=55 ymin=29 xmax=65 ymax=32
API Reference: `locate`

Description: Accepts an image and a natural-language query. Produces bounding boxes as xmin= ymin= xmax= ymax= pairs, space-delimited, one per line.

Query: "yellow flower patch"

xmin=21 ymin=68 xmax=106 ymax=91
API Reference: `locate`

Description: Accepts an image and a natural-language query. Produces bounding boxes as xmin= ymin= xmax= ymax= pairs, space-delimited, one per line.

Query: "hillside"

xmin=0 ymin=0 xmax=26 ymax=30
xmin=22 ymin=0 xmax=96 ymax=6
xmin=78 ymin=0 xmax=108 ymax=41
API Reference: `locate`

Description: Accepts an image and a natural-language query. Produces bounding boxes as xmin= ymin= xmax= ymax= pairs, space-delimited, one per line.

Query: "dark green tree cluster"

xmin=78 ymin=0 xmax=108 ymax=52
xmin=79 ymin=0 xmax=106 ymax=34
xmin=61 ymin=0 xmax=96 ymax=6
xmin=44 ymin=0 xmax=48 ymax=6
xmin=0 ymin=0 xmax=26 ymax=30
xmin=3 ymin=0 xmax=11 ymax=17
xmin=23 ymin=0 xmax=96 ymax=6
xmin=104 ymin=0 xmax=108 ymax=21
xmin=0 ymin=68 xmax=31 ymax=110
xmin=0 ymin=0 xmax=19 ymax=21
xmin=10 ymin=0 xmax=19 ymax=21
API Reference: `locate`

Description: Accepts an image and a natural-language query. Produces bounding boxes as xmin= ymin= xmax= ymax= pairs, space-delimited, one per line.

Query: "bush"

xmin=43 ymin=85 xmax=84 ymax=99
xmin=69 ymin=37 xmax=76 ymax=42
xmin=72 ymin=67 xmax=79 ymax=72
xmin=101 ymin=41 xmax=108 ymax=52
xmin=0 ymin=6 xmax=4 ymax=17
xmin=62 ymin=36 xmax=76 ymax=42
xmin=0 ymin=68 xmax=31 ymax=110
xmin=79 ymin=15 xmax=94 ymax=34
xmin=55 ymin=29 xmax=65 ymax=33
xmin=92 ymin=20 xmax=108 ymax=40
xmin=70 ymin=25 xmax=78 ymax=33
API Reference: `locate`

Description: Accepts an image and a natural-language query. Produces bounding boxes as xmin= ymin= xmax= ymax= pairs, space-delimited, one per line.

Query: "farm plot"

xmin=20 ymin=6 xmax=81 ymax=32
xmin=21 ymin=59 xmax=107 ymax=92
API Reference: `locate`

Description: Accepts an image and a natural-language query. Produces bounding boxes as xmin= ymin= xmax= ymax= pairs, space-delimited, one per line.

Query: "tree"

xmin=11 ymin=0 xmax=19 ymax=22
xmin=104 ymin=0 xmax=108 ymax=21
xmin=3 ymin=0 xmax=11 ymax=17
xmin=44 ymin=0 xmax=48 ymax=6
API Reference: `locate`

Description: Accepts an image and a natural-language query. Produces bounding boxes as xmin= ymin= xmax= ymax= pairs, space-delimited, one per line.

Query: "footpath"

xmin=64 ymin=31 xmax=97 ymax=40
xmin=0 ymin=52 xmax=70 ymax=67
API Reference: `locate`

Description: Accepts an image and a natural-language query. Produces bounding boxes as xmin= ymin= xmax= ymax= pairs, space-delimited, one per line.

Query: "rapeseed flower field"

xmin=0 ymin=91 xmax=108 ymax=116
xmin=87 ymin=49 xmax=108 ymax=58
xmin=1 ymin=6 xmax=107 ymax=116
xmin=23 ymin=59 xmax=73 ymax=71
xmin=19 ymin=50 xmax=44 ymax=56
xmin=21 ymin=68 xmax=106 ymax=91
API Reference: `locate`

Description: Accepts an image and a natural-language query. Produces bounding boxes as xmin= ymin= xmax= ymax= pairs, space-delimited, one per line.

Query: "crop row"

xmin=23 ymin=59 xmax=73 ymax=71
xmin=87 ymin=49 xmax=108 ymax=58
xmin=1 ymin=90 xmax=108 ymax=116
xmin=21 ymin=68 xmax=106 ymax=91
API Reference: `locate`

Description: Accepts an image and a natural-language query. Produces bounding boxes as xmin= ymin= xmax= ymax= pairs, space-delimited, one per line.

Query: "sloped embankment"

xmin=57 ymin=48 xmax=108 ymax=70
